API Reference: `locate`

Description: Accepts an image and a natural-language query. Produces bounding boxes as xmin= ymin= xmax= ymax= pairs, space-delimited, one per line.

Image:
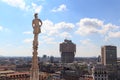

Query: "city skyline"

xmin=0 ymin=0 xmax=120 ymax=57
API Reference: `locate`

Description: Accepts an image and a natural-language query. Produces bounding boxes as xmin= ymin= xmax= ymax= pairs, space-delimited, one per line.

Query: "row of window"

xmin=94 ymin=78 xmax=108 ymax=80
xmin=94 ymin=74 xmax=107 ymax=77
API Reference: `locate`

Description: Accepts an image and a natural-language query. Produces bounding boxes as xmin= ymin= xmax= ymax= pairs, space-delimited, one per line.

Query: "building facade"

xmin=0 ymin=70 xmax=50 ymax=80
xmin=101 ymin=45 xmax=117 ymax=65
xmin=60 ymin=39 xmax=76 ymax=63
xmin=92 ymin=64 xmax=108 ymax=80
xmin=101 ymin=45 xmax=118 ymax=80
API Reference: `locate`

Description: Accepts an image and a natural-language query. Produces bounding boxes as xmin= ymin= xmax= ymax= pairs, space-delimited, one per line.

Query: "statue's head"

xmin=34 ymin=13 xmax=38 ymax=19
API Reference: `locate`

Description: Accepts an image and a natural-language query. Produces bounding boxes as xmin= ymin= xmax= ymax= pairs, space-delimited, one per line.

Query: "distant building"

xmin=0 ymin=71 xmax=30 ymax=80
xmin=60 ymin=39 xmax=76 ymax=63
xmin=61 ymin=70 xmax=79 ymax=80
xmin=101 ymin=45 xmax=117 ymax=66
xmin=92 ymin=64 xmax=108 ymax=80
xmin=50 ymin=56 xmax=54 ymax=63
xmin=97 ymin=55 xmax=101 ymax=63
xmin=117 ymin=65 xmax=120 ymax=79
xmin=101 ymin=45 xmax=118 ymax=80
xmin=0 ymin=65 xmax=16 ymax=71
xmin=16 ymin=64 xmax=31 ymax=72
xmin=0 ymin=70 xmax=50 ymax=80
xmin=80 ymin=75 xmax=93 ymax=80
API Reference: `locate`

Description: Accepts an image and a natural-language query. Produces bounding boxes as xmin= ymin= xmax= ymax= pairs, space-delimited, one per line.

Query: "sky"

xmin=0 ymin=0 xmax=120 ymax=57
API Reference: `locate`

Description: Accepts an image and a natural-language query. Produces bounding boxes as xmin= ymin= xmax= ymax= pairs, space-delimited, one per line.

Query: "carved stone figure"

xmin=32 ymin=13 xmax=42 ymax=49
xmin=32 ymin=13 xmax=42 ymax=35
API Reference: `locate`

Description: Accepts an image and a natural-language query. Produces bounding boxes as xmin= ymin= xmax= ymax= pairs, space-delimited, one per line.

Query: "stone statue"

xmin=32 ymin=13 xmax=42 ymax=48
xmin=32 ymin=13 xmax=42 ymax=35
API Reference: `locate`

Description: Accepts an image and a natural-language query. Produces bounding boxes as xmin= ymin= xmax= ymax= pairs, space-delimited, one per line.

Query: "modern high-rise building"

xmin=101 ymin=45 xmax=118 ymax=80
xmin=101 ymin=45 xmax=117 ymax=66
xmin=60 ymin=39 xmax=76 ymax=63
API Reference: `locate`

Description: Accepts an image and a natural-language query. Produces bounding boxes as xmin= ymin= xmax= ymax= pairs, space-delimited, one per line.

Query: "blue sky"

xmin=0 ymin=0 xmax=120 ymax=57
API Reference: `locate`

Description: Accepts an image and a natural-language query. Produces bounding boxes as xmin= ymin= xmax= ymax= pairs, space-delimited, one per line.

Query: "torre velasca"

xmin=60 ymin=39 xmax=76 ymax=63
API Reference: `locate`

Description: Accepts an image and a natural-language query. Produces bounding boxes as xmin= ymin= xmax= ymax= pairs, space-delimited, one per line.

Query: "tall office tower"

xmin=60 ymin=39 xmax=76 ymax=63
xmin=101 ymin=45 xmax=118 ymax=80
xmin=101 ymin=45 xmax=117 ymax=65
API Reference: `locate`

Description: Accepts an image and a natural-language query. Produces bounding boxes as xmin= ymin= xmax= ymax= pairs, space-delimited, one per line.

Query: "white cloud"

xmin=75 ymin=18 xmax=103 ymax=36
xmin=55 ymin=22 xmax=74 ymax=30
xmin=1 ymin=0 xmax=43 ymax=13
xmin=75 ymin=18 xmax=119 ymax=36
xmin=42 ymin=20 xmax=74 ymax=37
xmin=105 ymin=31 xmax=120 ymax=41
xmin=23 ymin=38 xmax=33 ymax=43
xmin=80 ymin=39 xmax=91 ymax=45
xmin=23 ymin=31 xmax=32 ymax=34
xmin=79 ymin=18 xmax=103 ymax=28
xmin=1 ymin=0 xmax=29 ymax=11
xmin=109 ymin=31 xmax=120 ymax=38
xmin=99 ymin=23 xmax=119 ymax=34
xmin=0 ymin=26 xmax=3 ymax=31
xmin=52 ymin=4 xmax=67 ymax=12
xmin=60 ymin=32 xmax=72 ymax=39
xmin=31 ymin=3 xmax=42 ymax=13
xmin=41 ymin=36 xmax=57 ymax=44
xmin=42 ymin=20 xmax=58 ymax=36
